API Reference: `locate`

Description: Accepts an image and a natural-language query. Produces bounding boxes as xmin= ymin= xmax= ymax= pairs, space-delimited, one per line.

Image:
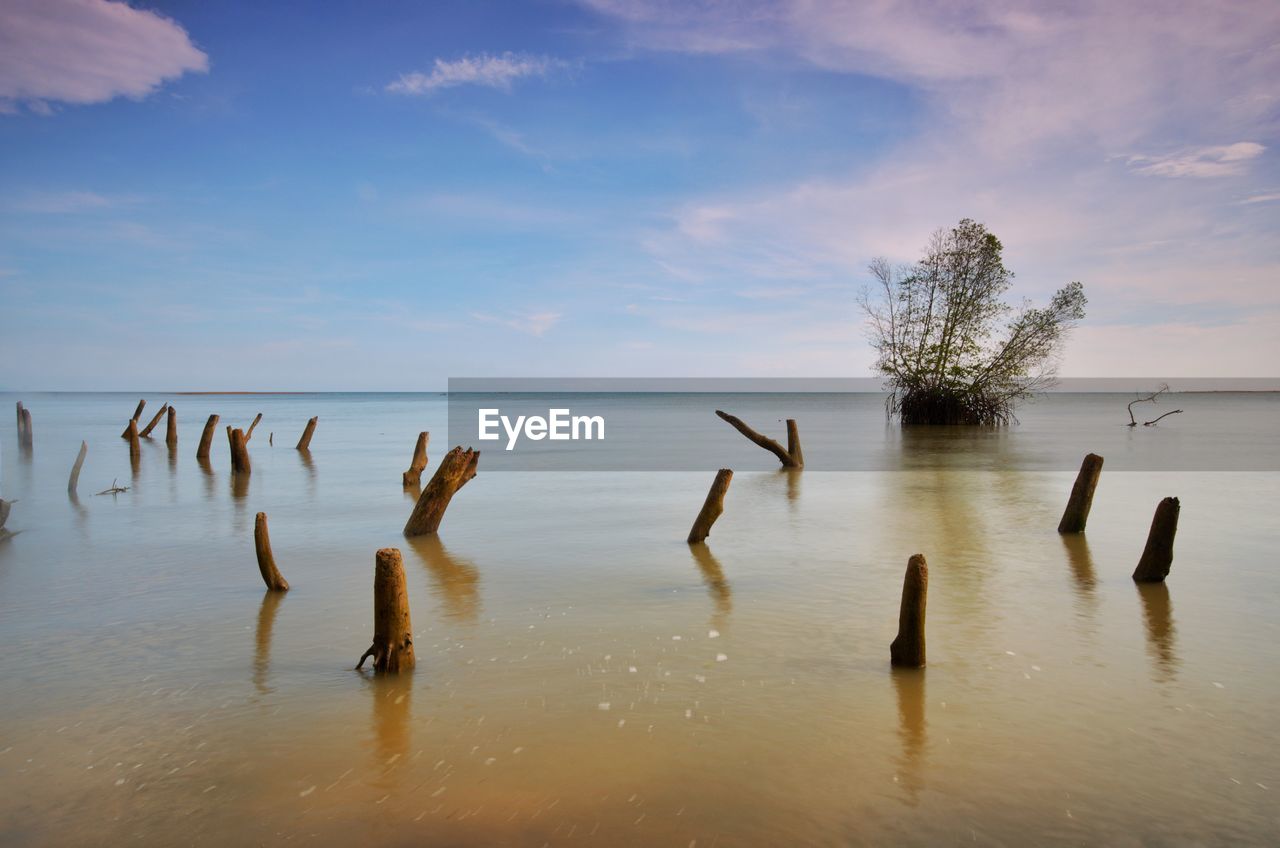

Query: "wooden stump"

xmin=68 ymin=441 xmax=87 ymax=495
xmin=227 ymin=426 xmax=250 ymax=474
xmin=121 ymin=399 xmax=146 ymax=438
xmin=402 ymin=431 xmax=430 ymax=487
xmin=139 ymin=403 xmax=168 ymax=438
xmin=1058 ymin=453 xmax=1103 ymax=533
xmin=125 ymin=419 xmax=141 ymax=461
xmin=14 ymin=401 xmax=22 ymax=430
xmin=196 ymin=414 xmax=219 ymax=460
xmin=165 ymin=406 xmax=178 ymax=448
xmin=687 ymin=468 xmax=733 ymax=543
xmin=356 ymin=548 xmax=416 ymax=672
xmin=245 ymin=412 xmax=263 ymax=442
xmin=715 ymin=410 xmax=802 ymax=468
xmin=786 ymin=420 xmax=804 ymax=468
xmin=296 ymin=416 xmax=318 ymax=451
xmin=254 ymin=512 xmax=290 ymax=591
xmin=1133 ymin=497 xmax=1179 ymax=583
xmin=403 ymin=446 xmax=479 ymax=537
xmin=0 ymin=497 xmax=12 ymax=531
xmin=890 ymin=554 xmax=928 ymax=668
xmin=19 ymin=407 xmax=33 ymax=449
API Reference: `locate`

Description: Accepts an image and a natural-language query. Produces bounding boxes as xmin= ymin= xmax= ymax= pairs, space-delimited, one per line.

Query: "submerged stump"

xmin=139 ymin=403 xmax=168 ymax=438
xmin=688 ymin=468 xmax=733 ymax=543
xmin=19 ymin=407 xmax=33 ymax=449
xmin=254 ymin=512 xmax=290 ymax=591
xmin=68 ymin=441 xmax=88 ymax=495
xmin=404 ymin=446 xmax=479 ymax=537
xmin=227 ymin=426 xmax=250 ymax=474
xmin=1133 ymin=497 xmax=1179 ymax=583
xmin=1058 ymin=453 xmax=1104 ymax=533
xmin=125 ymin=419 xmax=141 ymax=462
xmin=121 ymin=399 xmax=146 ymax=439
xmin=890 ymin=554 xmax=928 ymax=668
xmin=165 ymin=406 xmax=178 ymax=448
xmin=196 ymin=414 xmax=220 ymax=460
xmin=296 ymin=416 xmax=318 ymax=451
xmin=356 ymin=548 xmax=415 ymax=672
xmin=715 ymin=410 xmax=803 ymax=468
xmin=402 ymin=431 xmax=430 ymax=487
xmin=245 ymin=412 xmax=263 ymax=442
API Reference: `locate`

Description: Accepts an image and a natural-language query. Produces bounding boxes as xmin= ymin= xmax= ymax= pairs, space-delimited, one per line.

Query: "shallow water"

xmin=1 ymin=392 xmax=1278 ymax=845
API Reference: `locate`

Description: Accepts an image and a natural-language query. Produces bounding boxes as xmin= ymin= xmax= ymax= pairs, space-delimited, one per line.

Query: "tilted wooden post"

xmin=254 ymin=512 xmax=290 ymax=591
xmin=356 ymin=548 xmax=415 ymax=672
xmin=296 ymin=416 xmax=318 ymax=451
xmin=1058 ymin=453 xmax=1103 ymax=533
xmin=688 ymin=468 xmax=733 ymax=543
xmin=404 ymin=446 xmax=479 ymax=536
xmin=715 ymin=410 xmax=803 ymax=468
xmin=68 ymin=441 xmax=87 ymax=495
xmin=245 ymin=412 xmax=263 ymax=442
xmin=890 ymin=554 xmax=928 ymax=668
xmin=786 ymin=420 xmax=803 ymax=468
xmin=121 ymin=399 xmax=146 ymax=438
xmin=196 ymin=414 xmax=219 ymax=460
xmin=125 ymin=419 xmax=141 ymax=462
xmin=139 ymin=403 xmax=168 ymax=438
xmin=227 ymin=426 xmax=250 ymax=474
xmin=165 ymin=406 xmax=178 ymax=448
xmin=19 ymin=407 xmax=33 ymax=449
xmin=402 ymin=431 xmax=430 ymax=486
xmin=1133 ymin=497 xmax=1179 ymax=583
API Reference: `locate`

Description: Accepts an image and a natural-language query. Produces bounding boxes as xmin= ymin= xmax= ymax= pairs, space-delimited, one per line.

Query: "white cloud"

xmin=387 ymin=52 xmax=563 ymax=95
xmin=0 ymin=0 xmax=208 ymax=114
xmin=1127 ymin=143 xmax=1266 ymax=178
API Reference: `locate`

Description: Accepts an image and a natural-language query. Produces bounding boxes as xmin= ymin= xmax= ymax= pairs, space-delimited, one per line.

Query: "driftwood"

xmin=1144 ymin=410 xmax=1183 ymax=426
xmin=688 ymin=468 xmax=733 ymax=543
xmin=95 ymin=478 xmax=129 ymax=496
xmin=356 ymin=548 xmax=416 ymax=672
xmin=715 ymin=410 xmax=803 ymax=468
xmin=139 ymin=403 xmax=168 ymax=438
xmin=296 ymin=416 xmax=318 ymax=451
xmin=125 ymin=419 xmax=141 ymax=462
xmin=269 ymin=432 xmax=273 ymax=446
xmin=196 ymin=414 xmax=219 ymax=460
xmin=68 ymin=441 xmax=88 ymax=495
xmin=1126 ymin=384 xmax=1169 ymax=427
xmin=1133 ymin=497 xmax=1179 ymax=583
xmin=245 ymin=412 xmax=263 ymax=442
xmin=19 ymin=407 xmax=33 ymax=449
xmin=165 ymin=406 xmax=178 ymax=448
xmin=227 ymin=426 xmax=250 ymax=474
xmin=890 ymin=554 xmax=928 ymax=668
xmin=402 ymin=431 xmax=430 ymax=487
xmin=121 ymin=399 xmax=146 ymax=438
xmin=403 ymin=446 xmax=479 ymax=537
xmin=1058 ymin=453 xmax=1103 ymax=533
xmin=254 ymin=512 xmax=290 ymax=591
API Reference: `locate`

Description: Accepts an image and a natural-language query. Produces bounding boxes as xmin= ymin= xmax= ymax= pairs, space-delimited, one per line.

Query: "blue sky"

xmin=1 ymin=0 xmax=1277 ymax=390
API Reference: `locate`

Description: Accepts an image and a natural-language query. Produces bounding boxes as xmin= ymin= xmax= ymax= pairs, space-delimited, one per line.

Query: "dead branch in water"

xmin=1144 ymin=409 xmax=1183 ymax=426
xmin=121 ymin=399 xmax=146 ymax=438
xmin=404 ymin=446 xmax=479 ymax=536
xmin=714 ymin=410 xmax=803 ymax=468
xmin=68 ymin=441 xmax=88 ymax=495
xmin=1126 ymin=384 xmax=1169 ymax=427
xmin=95 ymin=478 xmax=129 ymax=496
xmin=688 ymin=468 xmax=733 ymax=543
xmin=139 ymin=403 xmax=168 ymax=438
xmin=244 ymin=412 xmax=263 ymax=442
xmin=296 ymin=416 xmax=318 ymax=451
xmin=402 ymin=431 xmax=430 ymax=487
xmin=254 ymin=512 xmax=290 ymax=591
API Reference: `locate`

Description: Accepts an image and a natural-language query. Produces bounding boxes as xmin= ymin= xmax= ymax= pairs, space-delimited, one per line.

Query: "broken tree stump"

xmin=19 ymin=407 xmax=33 ymax=449
xmin=165 ymin=406 xmax=178 ymax=448
xmin=121 ymin=399 xmax=146 ymax=438
xmin=227 ymin=426 xmax=250 ymax=474
xmin=196 ymin=414 xmax=219 ymax=460
xmin=139 ymin=403 xmax=168 ymax=438
xmin=356 ymin=548 xmax=416 ymax=672
xmin=404 ymin=446 xmax=479 ymax=537
xmin=296 ymin=416 xmax=318 ymax=451
xmin=254 ymin=512 xmax=290 ymax=591
xmin=1058 ymin=453 xmax=1104 ymax=534
xmin=402 ymin=431 xmax=430 ymax=487
xmin=125 ymin=419 xmax=141 ymax=462
xmin=68 ymin=441 xmax=88 ymax=495
xmin=715 ymin=410 xmax=803 ymax=468
xmin=890 ymin=554 xmax=928 ymax=668
xmin=688 ymin=468 xmax=733 ymax=543
xmin=245 ymin=412 xmax=263 ymax=442
xmin=1133 ymin=497 xmax=1179 ymax=583
xmin=14 ymin=401 xmax=22 ymax=431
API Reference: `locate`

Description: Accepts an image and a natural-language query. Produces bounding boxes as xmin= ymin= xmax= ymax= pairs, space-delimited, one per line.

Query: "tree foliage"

xmin=860 ymin=219 xmax=1086 ymax=425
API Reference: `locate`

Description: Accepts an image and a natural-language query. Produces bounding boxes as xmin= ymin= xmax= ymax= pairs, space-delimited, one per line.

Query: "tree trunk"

xmin=227 ymin=426 xmax=250 ymax=474
xmin=403 ymin=446 xmax=479 ymax=537
xmin=296 ymin=416 xmax=318 ymax=451
xmin=1057 ymin=453 xmax=1103 ymax=533
xmin=121 ymin=399 xmax=146 ymax=438
xmin=68 ymin=441 xmax=87 ymax=495
xmin=356 ymin=548 xmax=416 ymax=672
xmin=402 ymin=431 xmax=430 ymax=487
xmin=125 ymin=419 xmax=141 ymax=461
xmin=165 ymin=406 xmax=178 ymax=448
xmin=139 ymin=403 xmax=168 ymax=438
xmin=687 ymin=468 xmax=733 ymax=543
xmin=19 ymin=407 xmax=33 ymax=449
xmin=786 ymin=419 xmax=803 ymax=468
xmin=715 ymin=410 xmax=802 ymax=468
xmin=254 ymin=512 xmax=290 ymax=591
xmin=196 ymin=414 xmax=219 ymax=460
xmin=245 ymin=412 xmax=263 ymax=442
xmin=890 ymin=554 xmax=928 ymax=668
xmin=1133 ymin=497 xmax=1179 ymax=583
xmin=14 ymin=401 xmax=22 ymax=431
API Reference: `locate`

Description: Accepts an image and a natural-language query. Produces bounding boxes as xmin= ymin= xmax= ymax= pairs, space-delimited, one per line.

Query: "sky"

xmin=0 ymin=0 xmax=1277 ymax=390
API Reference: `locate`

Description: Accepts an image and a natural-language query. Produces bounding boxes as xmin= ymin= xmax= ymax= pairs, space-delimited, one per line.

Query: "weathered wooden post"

xmin=687 ymin=468 xmax=733 ymax=543
xmin=125 ymin=419 xmax=141 ymax=462
xmin=139 ymin=403 xmax=168 ymax=438
xmin=786 ymin=420 xmax=803 ymax=468
xmin=14 ymin=401 xmax=22 ymax=431
xmin=227 ymin=426 xmax=250 ymax=474
xmin=296 ymin=416 xmax=318 ymax=451
xmin=1058 ymin=453 xmax=1103 ymax=533
xmin=402 ymin=431 xmax=430 ymax=487
xmin=890 ymin=554 xmax=928 ymax=668
xmin=1133 ymin=497 xmax=1179 ymax=583
xmin=245 ymin=412 xmax=263 ymax=442
xmin=254 ymin=512 xmax=290 ymax=591
xmin=121 ymin=399 xmax=146 ymax=438
xmin=356 ymin=548 xmax=416 ymax=672
xmin=196 ymin=414 xmax=219 ymax=460
xmin=165 ymin=406 xmax=178 ymax=448
xmin=19 ymin=407 xmax=33 ymax=449
xmin=404 ymin=446 xmax=479 ymax=536
xmin=715 ymin=410 xmax=803 ymax=468
xmin=68 ymin=441 xmax=87 ymax=495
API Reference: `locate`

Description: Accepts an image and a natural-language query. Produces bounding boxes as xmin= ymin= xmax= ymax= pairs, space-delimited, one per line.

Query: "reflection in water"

xmin=403 ymin=481 xmax=422 ymax=503
xmin=690 ymin=543 xmax=732 ymax=631
xmin=892 ymin=667 xmax=926 ymax=805
xmin=297 ymin=449 xmax=316 ymax=499
xmin=406 ymin=534 xmax=481 ymax=622
xmin=783 ymin=468 xmax=801 ymax=502
xmin=1060 ymin=534 xmax=1099 ymax=624
xmin=1137 ymin=583 xmax=1179 ymax=682
xmin=366 ymin=675 xmax=412 ymax=795
xmin=231 ymin=470 xmax=250 ymax=500
xmin=253 ymin=591 xmax=285 ymax=695
xmin=197 ymin=456 xmax=216 ymax=502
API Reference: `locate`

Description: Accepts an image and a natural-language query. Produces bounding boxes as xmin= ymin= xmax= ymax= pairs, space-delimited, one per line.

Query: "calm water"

xmin=1 ymin=392 xmax=1278 ymax=846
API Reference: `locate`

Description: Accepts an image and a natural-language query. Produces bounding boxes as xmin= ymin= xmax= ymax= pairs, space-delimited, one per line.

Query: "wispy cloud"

xmin=8 ymin=190 xmax=136 ymax=213
xmin=0 ymin=0 xmax=207 ymax=115
xmin=1127 ymin=143 xmax=1266 ymax=178
xmin=387 ymin=52 xmax=564 ymax=95
xmin=472 ymin=309 xmax=563 ymax=336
